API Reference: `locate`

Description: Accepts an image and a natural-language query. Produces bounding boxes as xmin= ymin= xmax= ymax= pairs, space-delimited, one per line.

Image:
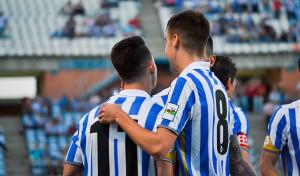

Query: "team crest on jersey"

xmin=162 ymin=103 xmax=179 ymax=121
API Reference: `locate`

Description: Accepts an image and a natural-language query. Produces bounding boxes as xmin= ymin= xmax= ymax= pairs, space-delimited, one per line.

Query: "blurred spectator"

xmin=24 ymin=114 xmax=36 ymax=129
xmin=278 ymin=30 xmax=289 ymax=42
xmin=63 ymin=16 xmax=76 ymax=38
xmin=61 ymin=1 xmax=73 ymax=15
xmin=21 ymin=97 xmax=32 ymax=115
xmin=273 ymin=0 xmax=282 ymax=19
xmin=89 ymin=93 xmax=101 ymax=107
xmin=30 ymin=143 xmax=43 ymax=161
xmin=77 ymin=15 xmax=95 ymax=37
xmin=0 ymin=11 xmax=8 ymax=38
xmin=286 ymin=0 xmax=297 ymax=22
xmin=251 ymin=0 xmax=259 ymax=13
xmin=253 ymin=78 xmax=266 ymax=113
xmin=45 ymin=119 xmax=58 ymax=136
xmin=268 ymin=86 xmax=282 ymax=107
xmin=129 ymin=15 xmax=141 ymax=29
xmin=288 ymin=24 xmax=298 ymax=42
xmin=60 ymin=95 xmax=70 ymax=112
xmin=246 ymin=79 xmax=255 ymax=112
xmin=66 ymin=122 xmax=77 ymax=136
xmin=36 ymin=113 xmax=46 ymax=129
xmin=51 ymin=98 xmax=62 ymax=119
xmin=103 ymin=21 xmax=118 ymax=37
xmin=0 ymin=123 xmax=6 ymax=150
xmin=101 ymin=0 xmax=119 ymax=8
xmin=72 ymin=0 xmax=85 ymax=15
xmin=262 ymin=0 xmax=271 ymax=13
xmin=263 ymin=101 xmax=276 ymax=126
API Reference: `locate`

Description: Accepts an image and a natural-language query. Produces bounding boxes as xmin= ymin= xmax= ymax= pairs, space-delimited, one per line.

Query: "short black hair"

xmin=167 ymin=10 xmax=210 ymax=57
xmin=210 ymin=55 xmax=237 ymax=86
xmin=110 ymin=36 xmax=152 ymax=83
xmin=206 ymin=36 xmax=213 ymax=57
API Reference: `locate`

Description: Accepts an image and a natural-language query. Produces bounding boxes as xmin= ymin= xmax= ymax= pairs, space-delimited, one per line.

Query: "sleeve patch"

xmin=263 ymin=135 xmax=281 ymax=153
xmin=162 ymin=103 xmax=179 ymax=121
xmin=237 ymin=133 xmax=249 ymax=150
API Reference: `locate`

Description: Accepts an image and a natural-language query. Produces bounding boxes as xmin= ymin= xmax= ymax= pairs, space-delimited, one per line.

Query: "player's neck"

xmin=177 ymin=50 xmax=205 ymax=73
xmin=122 ymin=82 xmax=151 ymax=95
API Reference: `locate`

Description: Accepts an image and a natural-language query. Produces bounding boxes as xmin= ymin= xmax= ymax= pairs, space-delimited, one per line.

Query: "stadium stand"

xmin=157 ymin=0 xmax=300 ymax=55
xmin=0 ymin=0 xmax=142 ymax=57
xmin=22 ymin=96 xmax=90 ymax=175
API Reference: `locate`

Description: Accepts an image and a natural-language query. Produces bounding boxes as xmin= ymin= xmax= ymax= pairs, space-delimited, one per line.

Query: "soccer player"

xmin=261 ymin=58 xmax=300 ymax=176
xmin=63 ymin=36 xmax=173 ymax=176
xmin=210 ymin=55 xmax=256 ymax=173
xmin=152 ymin=35 xmax=216 ymax=106
xmin=99 ymin=10 xmax=255 ymax=175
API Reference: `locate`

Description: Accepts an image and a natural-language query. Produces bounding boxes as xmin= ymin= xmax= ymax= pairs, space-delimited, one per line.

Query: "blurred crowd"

xmin=21 ymin=93 xmax=102 ymax=175
xmin=0 ymin=11 xmax=8 ymax=39
xmin=52 ymin=0 xmax=142 ymax=38
xmin=231 ymin=77 xmax=300 ymax=124
xmin=158 ymin=0 xmax=300 ymax=43
xmin=22 ymin=94 xmax=102 ymax=132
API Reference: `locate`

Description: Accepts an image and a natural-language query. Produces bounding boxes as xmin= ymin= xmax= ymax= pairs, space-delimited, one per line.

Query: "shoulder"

xmin=152 ymin=88 xmax=170 ymax=98
xmin=234 ymin=106 xmax=248 ymax=119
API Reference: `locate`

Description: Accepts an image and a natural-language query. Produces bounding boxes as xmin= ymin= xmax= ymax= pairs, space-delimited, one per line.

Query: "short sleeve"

xmin=157 ymin=77 xmax=195 ymax=135
xmin=232 ymin=106 xmax=249 ymax=136
xmin=65 ymin=130 xmax=84 ymax=166
xmin=266 ymin=106 xmax=288 ymax=151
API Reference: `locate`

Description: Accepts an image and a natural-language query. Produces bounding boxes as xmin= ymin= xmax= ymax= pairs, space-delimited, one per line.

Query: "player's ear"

xmin=226 ymin=77 xmax=232 ymax=90
xmin=209 ymin=55 xmax=216 ymax=68
xmin=149 ymin=61 xmax=155 ymax=74
xmin=173 ymin=34 xmax=180 ymax=50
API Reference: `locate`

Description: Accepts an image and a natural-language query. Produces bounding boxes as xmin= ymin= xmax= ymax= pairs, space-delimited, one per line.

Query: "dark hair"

xmin=167 ymin=10 xmax=210 ymax=57
xmin=110 ymin=36 xmax=152 ymax=83
xmin=210 ymin=55 xmax=237 ymax=86
xmin=206 ymin=36 xmax=213 ymax=57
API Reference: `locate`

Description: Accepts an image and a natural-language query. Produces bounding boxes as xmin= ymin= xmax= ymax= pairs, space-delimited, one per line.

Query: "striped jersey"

xmin=263 ymin=99 xmax=300 ymax=176
xmin=230 ymin=101 xmax=249 ymax=136
xmin=65 ymin=89 xmax=164 ymax=176
xmin=157 ymin=62 xmax=235 ymax=176
xmin=151 ymin=88 xmax=169 ymax=107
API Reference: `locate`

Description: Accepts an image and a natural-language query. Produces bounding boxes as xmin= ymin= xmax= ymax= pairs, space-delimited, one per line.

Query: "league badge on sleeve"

xmin=162 ymin=103 xmax=179 ymax=121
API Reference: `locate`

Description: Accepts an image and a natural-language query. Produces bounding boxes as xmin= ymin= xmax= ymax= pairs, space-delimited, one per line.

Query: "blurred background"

xmin=0 ymin=0 xmax=299 ymax=175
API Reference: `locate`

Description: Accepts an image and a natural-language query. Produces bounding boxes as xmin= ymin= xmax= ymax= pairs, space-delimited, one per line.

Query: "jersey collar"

xmin=180 ymin=61 xmax=210 ymax=76
xmin=118 ymin=89 xmax=151 ymax=98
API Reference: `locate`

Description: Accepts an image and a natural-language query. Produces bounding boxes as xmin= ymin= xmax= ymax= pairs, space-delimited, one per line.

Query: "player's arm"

xmin=156 ymin=161 xmax=175 ymax=176
xmin=99 ymin=103 xmax=177 ymax=159
xmin=229 ymin=135 xmax=257 ymax=176
xmin=156 ymin=145 xmax=176 ymax=176
xmin=63 ymin=163 xmax=84 ymax=176
xmin=260 ymin=150 xmax=279 ymax=176
xmin=236 ymin=133 xmax=257 ymax=174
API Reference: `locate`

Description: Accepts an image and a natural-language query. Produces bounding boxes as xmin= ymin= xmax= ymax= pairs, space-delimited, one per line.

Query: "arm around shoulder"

xmin=99 ymin=103 xmax=177 ymax=159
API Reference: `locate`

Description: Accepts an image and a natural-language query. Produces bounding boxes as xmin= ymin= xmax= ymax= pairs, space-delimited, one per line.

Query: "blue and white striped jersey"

xmin=157 ymin=62 xmax=235 ymax=176
xmin=230 ymin=101 xmax=249 ymax=136
xmin=263 ymin=100 xmax=300 ymax=176
xmin=152 ymin=88 xmax=169 ymax=107
xmin=65 ymin=89 xmax=164 ymax=176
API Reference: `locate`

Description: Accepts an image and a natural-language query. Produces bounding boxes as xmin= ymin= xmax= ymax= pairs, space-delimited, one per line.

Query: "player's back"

xmin=66 ymin=89 xmax=163 ymax=176
xmin=158 ymin=62 xmax=233 ymax=175
xmin=266 ymin=99 xmax=300 ymax=176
